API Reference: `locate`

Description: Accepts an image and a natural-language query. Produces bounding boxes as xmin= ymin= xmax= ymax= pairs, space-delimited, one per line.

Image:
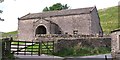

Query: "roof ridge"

xmin=19 ymin=6 xmax=95 ymax=20
xmin=30 ymin=6 xmax=94 ymax=14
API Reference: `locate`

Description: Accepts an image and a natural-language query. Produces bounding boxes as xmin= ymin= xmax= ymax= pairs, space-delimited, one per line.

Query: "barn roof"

xmin=19 ymin=6 xmax=95 ymax=20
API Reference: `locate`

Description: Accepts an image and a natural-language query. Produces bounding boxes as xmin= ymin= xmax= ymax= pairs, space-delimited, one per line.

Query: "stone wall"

xmin=91 ymin=7 xmax=103 ymax=36
xmin=111 ymin=30 xmax=120 ymax=59
xmin=48 ymin=14 xmax=92 ymax=35
xmin=18 ymin=19 xmax=34 ymax=41
xmin=55 ymin=37 xmax=111 ymax=52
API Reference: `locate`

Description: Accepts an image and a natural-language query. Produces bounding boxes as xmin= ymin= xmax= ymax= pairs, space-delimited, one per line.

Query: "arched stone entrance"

xmin=36 ymin=25 xmax=47 ymax=34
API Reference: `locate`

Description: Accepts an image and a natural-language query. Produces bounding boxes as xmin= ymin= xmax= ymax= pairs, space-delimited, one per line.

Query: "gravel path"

xmin=14 ymin=54 xmax=63 ymax=60
xmin=14 ymin=54 xmax=112 ymax=60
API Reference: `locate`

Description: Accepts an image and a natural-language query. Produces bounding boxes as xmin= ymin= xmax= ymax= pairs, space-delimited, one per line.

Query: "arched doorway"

xmin=36 ymin=25 xmax=47 ymax=34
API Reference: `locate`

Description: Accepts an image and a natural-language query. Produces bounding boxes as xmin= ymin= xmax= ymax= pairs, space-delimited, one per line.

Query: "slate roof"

xmin=19 ymin=6 xmax=95 ymax=20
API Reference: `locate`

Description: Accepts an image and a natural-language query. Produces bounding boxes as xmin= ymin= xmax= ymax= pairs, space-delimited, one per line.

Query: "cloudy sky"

xmin=0 ymin=0 xmax=119 ymax=32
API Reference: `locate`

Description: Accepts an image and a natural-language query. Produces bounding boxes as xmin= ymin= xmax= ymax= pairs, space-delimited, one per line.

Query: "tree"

xmin=0 ymin=0 xmax=4 ymax=3
xmin=0 ymin=0 xmax=4 ymax=21
xmin=0 ymin=0 xmax=3 ymax=13
xmin=43 ymin=3 xmax=69 ymax=12
xmin=43 ymin=7 xmax=49 ymax=11
xmin=62 ymin=4 xmax=69 ymax=9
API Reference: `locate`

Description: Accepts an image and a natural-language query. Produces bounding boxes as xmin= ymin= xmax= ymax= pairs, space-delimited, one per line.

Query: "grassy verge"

xmin=53 ymin=47 xmax=111 ymax=57
xmin=2 ymin=31 xmax=17 ymax=39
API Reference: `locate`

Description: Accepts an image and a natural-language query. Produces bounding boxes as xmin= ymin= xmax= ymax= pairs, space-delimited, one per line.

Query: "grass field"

xmin=2 ymin=31 xmax=17 ymax=39
xmin=98 ymin=6 xmax=118 ymax=34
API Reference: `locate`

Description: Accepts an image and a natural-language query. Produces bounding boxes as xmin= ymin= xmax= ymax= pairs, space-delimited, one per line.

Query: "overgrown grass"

xmin=98 ymin=6 xmax=118 ymax=34
xmin=54 ymin=47 xmax=111 ymax=57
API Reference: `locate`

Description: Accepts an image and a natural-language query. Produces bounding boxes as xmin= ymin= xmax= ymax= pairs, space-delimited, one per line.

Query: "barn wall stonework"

xmin=18 ymin=19 xmax=34 ymax=41
xmin=47 ymin=14 xmax=91 ymax=35
xmin=90 ymin=8 xmax=103 ymax=36
xmin=50 ymin=23 xmax=61 ymax=34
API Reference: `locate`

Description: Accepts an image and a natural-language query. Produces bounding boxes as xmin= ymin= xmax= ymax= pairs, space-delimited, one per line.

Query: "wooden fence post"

xmin=31 ymin=40 xmax=33 ymax=55
xmin=53 ymin=41 xmax=54 ymax=54
xmin=17 ymin=40 xmax=19 ymax=55
xmin=38 ymin=40 xmax=41 ymax=56
xmin=2 ymin=38 xmax=12 ymax=59
xmin=2 ymin=39 xmax=5 ymax=59
xmin=24 ymin=41 xmax=26 ymax=55
xmin=5 ymin=38 xmax=11 ymax=55
xmin=105 ymin=55 xmax=107 ymax=60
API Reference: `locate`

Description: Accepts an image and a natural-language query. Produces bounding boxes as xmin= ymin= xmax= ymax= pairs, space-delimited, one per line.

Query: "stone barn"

xmin=18 ymin=6 xmax=103 ymax=41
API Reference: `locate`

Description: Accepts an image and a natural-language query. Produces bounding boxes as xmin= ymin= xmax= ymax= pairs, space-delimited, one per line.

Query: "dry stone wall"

xmin=55 ymin=37 xmax=111 ymax=52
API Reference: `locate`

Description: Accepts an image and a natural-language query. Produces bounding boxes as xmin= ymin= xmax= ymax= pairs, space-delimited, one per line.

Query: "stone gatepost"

xmin=111 ymin=29 xmax=120 ymax=60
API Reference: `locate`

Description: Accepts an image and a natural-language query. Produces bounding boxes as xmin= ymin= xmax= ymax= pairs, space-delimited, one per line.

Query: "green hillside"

xmin=98 ymin=6 xmax=118 ymax=34
xmin=2 ymin=31 xmax=17 ymax=39
xmin=2 ymin=6 xmax=119 ymax=37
